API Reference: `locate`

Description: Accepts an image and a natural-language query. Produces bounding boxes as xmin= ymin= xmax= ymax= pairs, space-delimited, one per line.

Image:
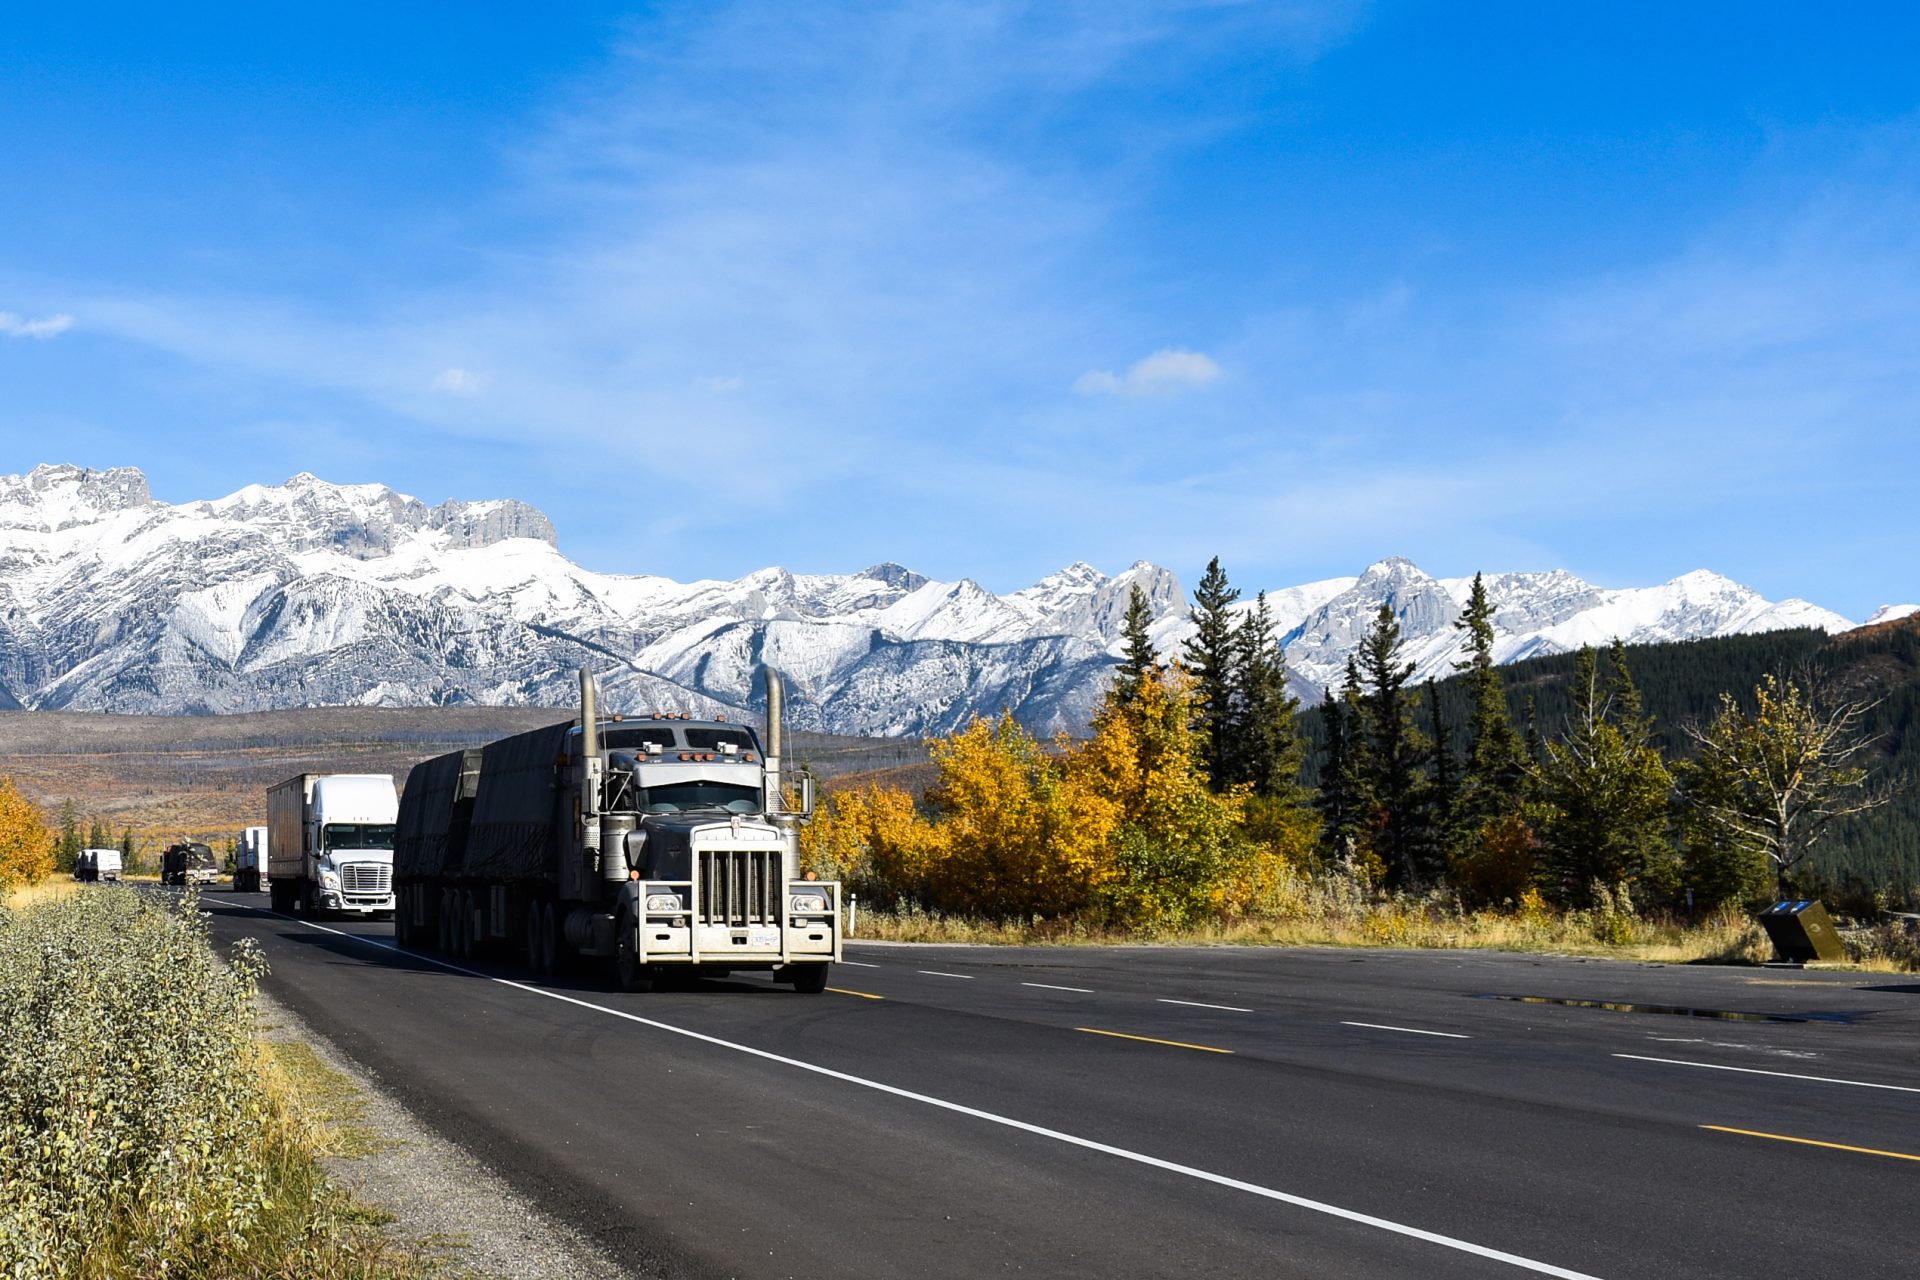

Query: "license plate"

xmin=749 ymin=927 xmax=779 ymax=948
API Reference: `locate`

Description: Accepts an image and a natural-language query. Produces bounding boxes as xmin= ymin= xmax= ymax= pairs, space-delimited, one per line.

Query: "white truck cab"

xmin=267 ymin=773 xmax=398 ymax=916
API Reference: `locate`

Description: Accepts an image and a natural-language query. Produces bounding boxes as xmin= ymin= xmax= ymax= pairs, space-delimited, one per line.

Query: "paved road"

xmin=192 ymin=889 xmax=1920 ymax=1279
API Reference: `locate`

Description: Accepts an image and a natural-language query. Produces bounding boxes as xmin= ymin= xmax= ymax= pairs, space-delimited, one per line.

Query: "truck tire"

xmin=269 ymin=879 xmax=291 ymax=913
xmin=614 ymin=914 xmax=654 ymax=992
xmin=791 ymin=963 xmax=830 ymax=994
xmin=540 ymin=902 xmax=561 ymax=978
xmin=395 ymin=888 xmax=413 ymax=948
xmin=436 ymin=889 xmax=453 ymax=952
xmin=524 ymin=902 xmax=544 ymax=975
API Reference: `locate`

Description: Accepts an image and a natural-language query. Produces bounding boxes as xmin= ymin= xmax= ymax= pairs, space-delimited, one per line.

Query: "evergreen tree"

xmin=1229 ymin=592 xmax=1309 ymax=801
xmin=1452 ymin=572 xmax=1526 ymax=827
xmin=1180 ymin=557 xmax=1240 ymax=788
xmin=1315 ymin=685 xmax=1350 ymax=852
xmin=1427 ymin=677 xmax=1461 ymax=856
xmin=1111 ymin=584 xmax=1161 ymax=708
xmin=1535 ymin=646 xmax=1674 ymax=905
xmin=1355 ymin=603 xmax=1436 ymax=887
xmin=1523 ymin=695 xmax=1543 ymax=770
xmin=55 ymin=798 xmax=82 ymax=874
xmin=87 ymin=816 xmax=109 ymax=851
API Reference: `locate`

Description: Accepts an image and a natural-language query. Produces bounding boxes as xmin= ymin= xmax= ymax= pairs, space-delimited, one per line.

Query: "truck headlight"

xmin=645 ymin=893 xmax=684 ymax=913
xmin=789 ymin=893 xmax=829 ymax=915
xmin=322 ymin=871 xmax=340 ymax=889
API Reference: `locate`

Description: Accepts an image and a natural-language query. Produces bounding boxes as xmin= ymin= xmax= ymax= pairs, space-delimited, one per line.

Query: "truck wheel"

xmin=524 ymin=902 xmax=544 ymax=975
xmin=614 ymin=915 xmax=654 ymax=992
xmin=540 ymin=903 xmax=561 ymax=977
xmin=395 ymin=889 xmax=413 ymax=948
xmin=791 ymin=964 xmax=830 ymax=994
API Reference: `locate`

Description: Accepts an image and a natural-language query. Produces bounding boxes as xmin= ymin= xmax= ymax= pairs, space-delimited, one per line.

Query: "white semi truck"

xmin=266 ymin=774 xmax=399 ymax=917
xmin=394 ymin=667 xmax=839 ymax=992
xmin=234 ymin=825 xmax=269 ymax=892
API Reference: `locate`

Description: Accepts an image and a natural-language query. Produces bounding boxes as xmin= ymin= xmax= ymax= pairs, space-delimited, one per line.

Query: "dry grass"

xmin=4 ymin=877 xmax=81 ymax=911
xmin=849 ymin=900 xmax=1793 ymax=967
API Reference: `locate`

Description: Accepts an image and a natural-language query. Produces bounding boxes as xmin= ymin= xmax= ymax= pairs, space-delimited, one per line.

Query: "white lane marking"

xmin=1159 ymin=998 xmax=1253 ymax=1013
xmin=841 ymin=961 xmax=881 ymax=968
xmin=1342 ymin=1022 xmax=1470 ymax=1040
xmin=918 ymin=970 xmax=974 ymax=979
xmin=1613 ymin=1054 xmax=1920 ymax=1094
xmin=1023 ymin=982 xmax=1095 ymax=994
xmin=233 ymin=906 xmax=1606 ymax=1280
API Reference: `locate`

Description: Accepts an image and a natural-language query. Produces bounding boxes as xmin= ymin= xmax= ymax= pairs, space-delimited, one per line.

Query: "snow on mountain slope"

xmin=0 ymin=464 xmax=1875 ymax=734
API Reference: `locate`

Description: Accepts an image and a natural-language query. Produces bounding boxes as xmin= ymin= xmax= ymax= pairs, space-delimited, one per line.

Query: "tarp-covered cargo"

xmin=395 ymin=748 xmax=483 ymax=879
xmin=463 ymin=722 xmax=574 ymax=882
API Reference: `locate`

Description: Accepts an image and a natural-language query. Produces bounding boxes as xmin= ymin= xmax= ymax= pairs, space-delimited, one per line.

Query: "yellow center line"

xmin=1701 ymin=1125 xmax=1920 ymax=1163
xmin=828 ymin=987 xmax=885 ymax=1000
xmin=1077 ymin=1027 xmax=1233 ymax=1055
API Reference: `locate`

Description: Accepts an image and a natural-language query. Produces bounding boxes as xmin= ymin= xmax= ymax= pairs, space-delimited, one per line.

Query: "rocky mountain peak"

xmin=0 ymin=464 xmax=155 ymax=529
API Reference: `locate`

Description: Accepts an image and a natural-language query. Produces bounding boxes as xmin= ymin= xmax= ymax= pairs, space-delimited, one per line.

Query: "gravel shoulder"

xmin=254 ymin=989 xmax=636 ymax=1280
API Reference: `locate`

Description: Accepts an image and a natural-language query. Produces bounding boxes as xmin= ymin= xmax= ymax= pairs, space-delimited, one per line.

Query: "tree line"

xmin=802 ymin=558 xmax=1897 ymax=925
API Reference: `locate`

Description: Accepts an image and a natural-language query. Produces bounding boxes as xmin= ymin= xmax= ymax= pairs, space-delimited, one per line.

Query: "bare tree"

xmin=1683 ymin=674 xmax=1891 ymax=895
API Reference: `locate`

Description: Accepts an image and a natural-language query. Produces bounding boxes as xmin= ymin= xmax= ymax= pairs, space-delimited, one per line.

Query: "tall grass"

xmin=848 ymin=864 xmax=1800 ymax=967
xmin=0 ymin=885 xmax=431 ymax=1279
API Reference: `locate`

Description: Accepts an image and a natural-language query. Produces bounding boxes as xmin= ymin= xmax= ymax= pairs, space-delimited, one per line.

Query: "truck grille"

xmin=339 ymin=863 xmax=392 ymax=897
xmin=699 ymin=849 xmax=782 ymax=926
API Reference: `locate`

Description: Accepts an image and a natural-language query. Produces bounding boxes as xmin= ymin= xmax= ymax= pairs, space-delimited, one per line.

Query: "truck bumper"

xmin=321 ymin=891 xmax=396 ymax=914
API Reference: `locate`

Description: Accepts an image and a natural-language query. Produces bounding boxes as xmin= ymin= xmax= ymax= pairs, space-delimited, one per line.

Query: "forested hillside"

xmin=1304 ymin=615 xmax=1919 ymax=907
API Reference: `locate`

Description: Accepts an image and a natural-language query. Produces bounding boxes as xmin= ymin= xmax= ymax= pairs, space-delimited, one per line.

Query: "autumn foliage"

xmin=801 ymin=669 xmax=1319 ymax=928
xmin=0 ymin=776 xmax=53 ymax=890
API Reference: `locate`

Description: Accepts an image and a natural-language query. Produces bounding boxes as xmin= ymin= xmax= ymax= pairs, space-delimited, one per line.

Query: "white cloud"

xmin=0 ymin=311 xmax=74 ymax=339
xmin=1073 ymin=347 xmax=1222 ymax=397
xmin=431 ymin=367 xmax=482 ymax=396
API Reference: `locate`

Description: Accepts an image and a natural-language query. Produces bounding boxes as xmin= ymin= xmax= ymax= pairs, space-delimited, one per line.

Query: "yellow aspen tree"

xmin=0 ymin=776 xmax=54 ymax=889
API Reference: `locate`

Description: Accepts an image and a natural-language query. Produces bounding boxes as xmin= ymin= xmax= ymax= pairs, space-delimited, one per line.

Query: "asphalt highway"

xmin=191 ymin=889 xmax=1920 ymax=1279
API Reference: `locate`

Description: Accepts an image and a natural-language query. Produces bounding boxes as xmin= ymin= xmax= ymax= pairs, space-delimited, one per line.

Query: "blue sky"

xmin=2 ymin=2 xmax=1916 ymax=617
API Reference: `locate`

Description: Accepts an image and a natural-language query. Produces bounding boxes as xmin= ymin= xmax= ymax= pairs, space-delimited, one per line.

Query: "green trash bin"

xmin=1758 ymin=900 xmax=1846 ymax=964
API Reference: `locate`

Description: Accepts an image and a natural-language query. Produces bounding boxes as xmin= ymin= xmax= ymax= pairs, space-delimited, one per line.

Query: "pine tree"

xmin=1180 ymin=557 xmax=1240 ymax=789
xmin=1452 ymin=572 xmax=1525 ymax=828
xmin=1355 ymin=603 xmax=1435 ymax=887
xmin=1228 ymin=592 xmax=1308 ymax=800
xmin=55 ymin=798 xmax=82 ymax=874
xmin=1110 ymin=584 xmax=1161 ymax=709
xmin=1535 ymin=645 xmax=1673 ymax=906
xmin=1427 ymin=677 xmax=1461 ymax=858
xmin=87 ymin=816 xmax=109 ymax=851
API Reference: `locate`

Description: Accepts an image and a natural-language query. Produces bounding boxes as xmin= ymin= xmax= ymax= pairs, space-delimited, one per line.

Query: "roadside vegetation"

xmin=0 ymin=882 xmax=436 ymax=1279
xmin=804 ymin=561 xmax=1915 ymax=968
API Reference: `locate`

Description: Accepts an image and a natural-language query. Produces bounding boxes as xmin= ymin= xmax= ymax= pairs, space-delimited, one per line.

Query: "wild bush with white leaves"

xmin=0 ymin=885 xmax=270 ymax=1276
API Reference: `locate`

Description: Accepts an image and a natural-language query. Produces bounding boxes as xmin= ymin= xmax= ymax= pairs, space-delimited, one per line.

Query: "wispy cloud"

xmin=1073 ymin=348 xmax=1222 ymax=396
xmin=0 ymin=311 xmax=73 ymax=339
xmin=431 ymin=367 xmax=483 ymax=396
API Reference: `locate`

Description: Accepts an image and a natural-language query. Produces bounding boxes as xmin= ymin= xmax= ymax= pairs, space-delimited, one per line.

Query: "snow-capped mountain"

xmin=0 ymin=465 xmax=1883 ymax=734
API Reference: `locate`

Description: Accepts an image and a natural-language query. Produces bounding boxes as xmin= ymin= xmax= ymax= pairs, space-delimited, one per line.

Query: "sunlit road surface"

xmin=195 ymin=889 xmax=1920 ymax=1280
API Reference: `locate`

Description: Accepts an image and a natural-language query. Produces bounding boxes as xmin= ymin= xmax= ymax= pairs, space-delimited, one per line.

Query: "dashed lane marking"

xmin=918 ymin=970 xmax=974 ymax=979
xmin=828 ymin=988 xmax=885 ymax=1000
xmin=1614 ymin=1054 xmax=1920 ymax=1094
xmin=1022 ymin=982 xmax=1095 ymax=993
xmin=1342 ymin=1022 xmax=1469 ymax=1039
xmin=226 ymin=904 xmax=1612 ymax=1280
xmin=1159 ymin=998 xmax=1252 ymax=1013
xmin=1077 ymin=1027 xmax=1234 ymax=1055
xmin=1701 ymin=1125 xmax=1920 ymax=1163
xmin=841 ymin=961 xmax=881 ymax=968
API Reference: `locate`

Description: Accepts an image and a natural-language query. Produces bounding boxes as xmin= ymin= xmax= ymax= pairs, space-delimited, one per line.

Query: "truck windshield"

xmin=640 ymin=783 xmax=761 ymax=815
xmin=324 ymin=824 xmax=396 ymax=851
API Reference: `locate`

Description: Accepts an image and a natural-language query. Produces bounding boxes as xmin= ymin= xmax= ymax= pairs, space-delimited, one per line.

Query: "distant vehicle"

xmin=74 ymin=848 xmax=123 ymax=882
xmin=161 ymin=842 xmax=218 ymax=886
xmin=393 ymin=666 xmax=838 ymax=992
xmin=267 ymin=774 xmax=398 ymax=917
xmin=234 ymin=825 xmax=269 ymax=892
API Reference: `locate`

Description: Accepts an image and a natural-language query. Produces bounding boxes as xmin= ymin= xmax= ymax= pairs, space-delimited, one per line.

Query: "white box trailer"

xmin=234 ymin=825 xmax=268 ymax=892
xmin=267 ymin=773 xmax=398 ymax=917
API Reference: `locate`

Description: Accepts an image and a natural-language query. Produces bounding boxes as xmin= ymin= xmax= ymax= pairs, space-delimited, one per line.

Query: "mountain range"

xmin=0 ymin=464 xmax=1908 ymax=736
